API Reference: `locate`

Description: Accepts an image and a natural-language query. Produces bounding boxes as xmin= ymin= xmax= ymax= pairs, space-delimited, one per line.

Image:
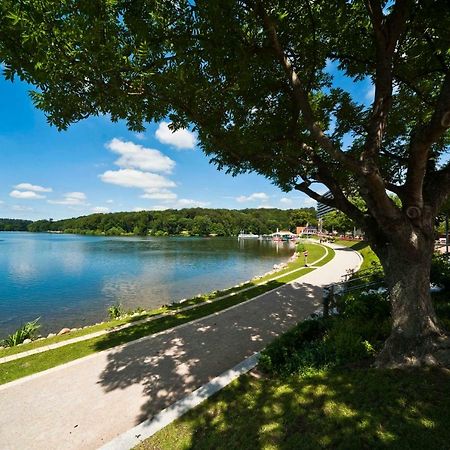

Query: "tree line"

xmin=1 ymin=208 xmax=317 ymax=237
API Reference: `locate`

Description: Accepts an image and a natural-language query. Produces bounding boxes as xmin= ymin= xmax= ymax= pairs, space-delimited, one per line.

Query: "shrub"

xmin=431 ymin=255 xmax=450 ymax=291
xmin=2 ymin=318 xmax=41 ymax=347
xmin=107 ymin=304 xmax=125 ymax=320
xmin=259 ymin=318 xmax=329 ymax=375
xmin=338 ymin=290 xmax=390 ymax=321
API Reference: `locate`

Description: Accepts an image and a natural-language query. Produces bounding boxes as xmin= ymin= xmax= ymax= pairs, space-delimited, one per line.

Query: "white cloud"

xmin=106 ymin=138 xmax=175 ymax=173
xmin=132 ymin=207 xmax=147 ymax=212
xmin=140 ymin=189 xmax=178 ymax=201
xmin=100 ymin=169 xmax=176 ymax=191
xmin=134 ymin=132 xmax=146 ymax=141
xmin=48 ymin=192 xmax=87 ymax=205
xmin=91 ymin=206 xmax=110 ymax=214
xmin=10 ymin=190 xmax=45 ymax=200
xmin=106 ymin=199 xmax=114 ymax=204
xmin=155 ymin=122 xmax=197 ymax=150
xmin=14 ymin=183 xmax=52 ymax=193
xmin=280 ymin=197 xmax=292 ymax=205
xmin=257 ymin=204 xmax=274 ymax=209
xmin=236 ymin=192 xmax=269 ymax=203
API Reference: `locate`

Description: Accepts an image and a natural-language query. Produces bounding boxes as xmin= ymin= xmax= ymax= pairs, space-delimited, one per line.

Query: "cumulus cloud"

xmin=10 ymin=190 xmax=45 ymax=200
xmin=140 ymin=189 xmax=178 ymax=201
xmin=132 ymin=207 xmax=147 ymax=212
xmin=100 ymin=169 xmax=176 ymax=191
xmin=106 ymin=138 xmax=175 ymax=173
xmin=106 ymin=199 xmax=114 ymax=204
xmin=14 ymin=183 xmax=52 ymax=193
xmin=91 ymin=206 xmax=110 ymax=213
xmin=48 ymin=192 xmax=87 ymax=205
xmin=155 ymin=122 xmax=197 ymax=150
xmin=280 ymin=197 xmax=292 ymax=205
xmin=257 ymin=204 xmax=274 ymax=209
xmin=236 ymin=192 xmax=269 ymax=203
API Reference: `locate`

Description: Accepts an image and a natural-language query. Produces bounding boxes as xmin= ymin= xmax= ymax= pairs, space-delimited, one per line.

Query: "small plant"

xmin=1 ymin=318 xmax=41 ymax=347
xmin=107 ymin=304 xmax=125 ymax=320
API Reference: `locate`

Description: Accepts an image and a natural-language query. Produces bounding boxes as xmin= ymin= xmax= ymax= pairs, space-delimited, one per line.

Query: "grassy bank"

xmin=0 ymin=242 xmax=333 ymax=385
xmin=136 ymin=367 xmax=450 ymax=450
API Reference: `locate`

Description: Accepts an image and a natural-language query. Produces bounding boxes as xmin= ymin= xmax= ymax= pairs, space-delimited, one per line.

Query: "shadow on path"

xmin=96 ymin=282 xmax=321 ymax=425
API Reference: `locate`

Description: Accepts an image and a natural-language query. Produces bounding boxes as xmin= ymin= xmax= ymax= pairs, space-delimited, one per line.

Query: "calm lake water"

xmin=0 ymin=232 xmax=294 ymax=337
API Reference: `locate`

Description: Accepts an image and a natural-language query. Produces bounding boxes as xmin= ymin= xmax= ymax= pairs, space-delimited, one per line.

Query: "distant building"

xmin=317 ymin=191 xmax=335 ymax=219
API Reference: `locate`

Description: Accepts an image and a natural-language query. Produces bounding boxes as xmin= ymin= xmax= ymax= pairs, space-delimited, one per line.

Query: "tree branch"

xmin=407 ymin=72 xmax=450 ymax=208
xmin=254 ymin=1 xmax=361 ymax=174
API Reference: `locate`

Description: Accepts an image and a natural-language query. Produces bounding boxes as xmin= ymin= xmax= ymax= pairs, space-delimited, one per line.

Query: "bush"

xmin=107 ymin=304 xmax=125 ymax=320
xmin=2 ymin=318 xmax=41 ymax=347
xmin=259 ymin=290 xmax=391 ymax=376
xmin=338 ymin=290 xmax=390 ymax=320
xmin=259 ymin=318 xmax=329 ymax=376
xmin=431 ymin=255 xmax=450 ymax=291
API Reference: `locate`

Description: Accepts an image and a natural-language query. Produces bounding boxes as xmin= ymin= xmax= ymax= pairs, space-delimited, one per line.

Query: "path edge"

xmin=98 ymin=352 xmax=260 ymax=450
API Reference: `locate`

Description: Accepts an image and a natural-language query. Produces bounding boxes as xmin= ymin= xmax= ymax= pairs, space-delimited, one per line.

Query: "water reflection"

xmin=0 ymin=233 xmax=294 ymax=336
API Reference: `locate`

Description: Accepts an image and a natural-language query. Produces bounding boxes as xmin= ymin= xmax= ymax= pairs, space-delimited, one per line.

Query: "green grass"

xmin=136 ymin=367 xmax=450 ymax=450
xmin=335 ymin=239 xmax=380 ymax=272
xmin=0 ymin=243 xmax=334 ymax=385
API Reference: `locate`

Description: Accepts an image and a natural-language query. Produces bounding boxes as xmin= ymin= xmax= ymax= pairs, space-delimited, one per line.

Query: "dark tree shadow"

xmin=95 ymin=281 xmax=321 ymax=425
xmin=161 ymin=366 xmax=450 ymax=450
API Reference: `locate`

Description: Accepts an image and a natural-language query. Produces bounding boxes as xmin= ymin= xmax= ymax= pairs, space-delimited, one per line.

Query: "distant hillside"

xmin=1 ymin=208 xmax=317 ymax=237
xmin=0 ymin=218 xmax=33 ymax=231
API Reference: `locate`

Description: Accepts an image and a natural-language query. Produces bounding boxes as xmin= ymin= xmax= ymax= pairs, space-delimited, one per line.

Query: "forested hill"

xmin=1 ymin=208 xmax=317 ymax=236
xmin=0 ymin=218 xmax=33 ymax=231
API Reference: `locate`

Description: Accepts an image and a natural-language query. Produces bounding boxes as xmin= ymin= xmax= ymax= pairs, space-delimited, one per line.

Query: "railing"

xmin=322 ymin=274 xmax=385 ymax=318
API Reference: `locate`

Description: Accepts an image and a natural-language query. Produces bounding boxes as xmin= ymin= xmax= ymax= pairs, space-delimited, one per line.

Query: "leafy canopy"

xmin=1 ymin=1 xmax=449 ymax=245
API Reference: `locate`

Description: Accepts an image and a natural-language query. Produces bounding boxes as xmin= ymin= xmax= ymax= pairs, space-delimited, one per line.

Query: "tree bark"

xmin=375 ymin=230 xmax=450 ymax=368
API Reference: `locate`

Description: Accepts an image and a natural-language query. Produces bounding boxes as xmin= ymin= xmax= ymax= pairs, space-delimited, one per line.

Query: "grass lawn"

xmin=136 ymin=367 xmax=450 ymax=450
xmin=0 ymin=243 xmax=333 ymax=385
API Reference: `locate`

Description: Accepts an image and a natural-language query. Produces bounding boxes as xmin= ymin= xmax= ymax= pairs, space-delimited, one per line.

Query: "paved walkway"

xmin=0 ymin=245 xmax=361 ymax=450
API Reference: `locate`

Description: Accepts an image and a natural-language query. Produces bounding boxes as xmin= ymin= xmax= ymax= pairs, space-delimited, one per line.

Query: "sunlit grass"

xmin=136 ymin=368 xmax=450 ymax=450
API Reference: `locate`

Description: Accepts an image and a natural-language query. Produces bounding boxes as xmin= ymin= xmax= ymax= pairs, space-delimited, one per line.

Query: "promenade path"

xmin=0 ymin=244 xmax=361 ymax=450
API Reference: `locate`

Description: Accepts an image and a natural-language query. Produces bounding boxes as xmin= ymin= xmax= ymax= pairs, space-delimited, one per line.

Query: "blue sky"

xmin=0 ymin=62 xmax=372 ymax=221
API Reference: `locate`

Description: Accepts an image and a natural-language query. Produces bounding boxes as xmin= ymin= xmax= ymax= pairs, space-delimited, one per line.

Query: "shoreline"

xmin=1 ymin=244 xmax=299 ymax=345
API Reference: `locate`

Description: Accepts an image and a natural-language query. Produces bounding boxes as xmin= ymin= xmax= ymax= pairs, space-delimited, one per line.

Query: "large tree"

xmin=1 ymin=0 xmax=449 ymax=367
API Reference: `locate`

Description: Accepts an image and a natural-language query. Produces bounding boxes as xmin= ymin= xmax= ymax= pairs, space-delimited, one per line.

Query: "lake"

xmin=0 ymin=232 xmax=295 ymax=337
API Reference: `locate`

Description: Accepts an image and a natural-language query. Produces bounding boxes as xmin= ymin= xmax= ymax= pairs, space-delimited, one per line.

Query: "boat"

xmin=237 ymin=231 xmax=259 ymax=240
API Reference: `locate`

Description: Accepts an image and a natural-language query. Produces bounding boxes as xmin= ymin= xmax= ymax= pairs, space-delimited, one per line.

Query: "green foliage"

xmin=107 ymin=304 xmax=124 ymax=320
xmin=338 ymin=290 xmax=390 ymax=321
xmin=431 ymin=255 xmax=450 ymax=291
xmin=260 ymin=289 xmax=391 ymax=376
xmin=322 ymin=210 xmax=355 ymax=233
xmin=1 ymin=318 xmax=41 ymax=347
xmin=3 ymin=208 xmax=318 ymax=237
xmin=0 ymin=218 xmax=32 ymax=231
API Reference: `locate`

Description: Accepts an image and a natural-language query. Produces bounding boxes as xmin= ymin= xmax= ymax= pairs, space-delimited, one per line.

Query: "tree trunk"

xmin=375 ymin=231 xmax=450 ymax=368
